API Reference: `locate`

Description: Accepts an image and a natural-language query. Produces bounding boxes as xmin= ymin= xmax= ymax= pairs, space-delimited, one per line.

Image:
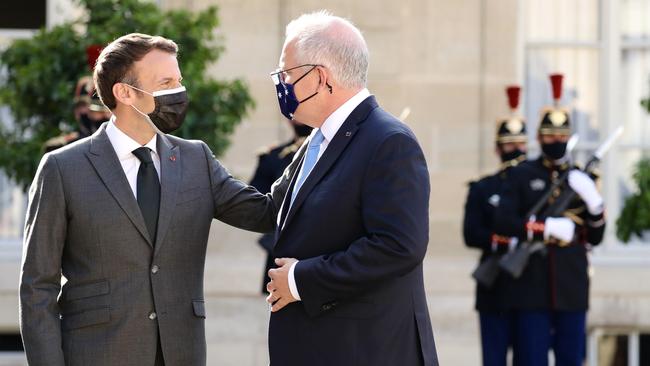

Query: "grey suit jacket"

xmin=19 ymin=123 xmax=295 ymax=366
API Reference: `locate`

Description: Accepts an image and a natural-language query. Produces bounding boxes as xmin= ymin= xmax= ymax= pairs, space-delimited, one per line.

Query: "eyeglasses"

xmin=270 ymin=64 xmax=322 ymax=85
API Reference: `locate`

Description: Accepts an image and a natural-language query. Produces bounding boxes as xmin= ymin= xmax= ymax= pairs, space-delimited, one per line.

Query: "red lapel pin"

xmin=169 ymin=155 xmax=176 ymax=162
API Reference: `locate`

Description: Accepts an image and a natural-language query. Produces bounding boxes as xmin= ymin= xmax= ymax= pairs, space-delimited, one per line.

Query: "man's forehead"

xmin=279 ymin=41 xmax=296 ymax=67
xmin=134 ymin=50 xmax=181 ymax=82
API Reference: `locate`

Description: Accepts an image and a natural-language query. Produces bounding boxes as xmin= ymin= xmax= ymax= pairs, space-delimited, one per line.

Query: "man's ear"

xmin=113 ymin=83 xmax=133 ymax=106
xmin=317 ymin=66 xmax=332 ymax=93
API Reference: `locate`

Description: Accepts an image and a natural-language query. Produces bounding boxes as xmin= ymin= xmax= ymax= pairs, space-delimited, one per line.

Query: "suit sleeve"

xmin=462 ymin=182 xmax=493 ymax=250
xmin=20 ymin=153 xmax=66 ymax=366
xmin=294 ymin=132 xmax=430 ymax=317
xmin=199 ymin=142 xmax=277 ymax=233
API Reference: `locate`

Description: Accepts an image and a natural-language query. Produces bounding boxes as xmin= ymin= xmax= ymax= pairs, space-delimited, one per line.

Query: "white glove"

xmin=568 ymin=170 xmax=604 ymax=215
xmin=544 ymin=217 xmax=575 ymax=242
xmin=508 ymin=237 xmax=519 ymax=252
xmin=490 ymin=236 xmax=519 ymax=252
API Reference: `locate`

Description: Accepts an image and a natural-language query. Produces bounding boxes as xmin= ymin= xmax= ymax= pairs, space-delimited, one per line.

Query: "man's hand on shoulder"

xmin=266 ymin=257 xmax=298 ymax=312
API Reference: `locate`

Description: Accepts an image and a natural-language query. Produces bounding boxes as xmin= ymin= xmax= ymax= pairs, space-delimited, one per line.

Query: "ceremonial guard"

xmin=494 ymin=74 xmax=606 ymax=366
xmin=249 ymin=121 xmax=312 ymax=294
xmin=44 ymin=46 xmax=111 ymax=152
xmin=463 ymin=86 xmax=527 ymax=366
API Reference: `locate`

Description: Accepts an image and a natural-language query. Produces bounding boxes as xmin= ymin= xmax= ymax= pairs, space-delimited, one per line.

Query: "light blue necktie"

xmin=290 ymin=129 xmax=325 ymax=205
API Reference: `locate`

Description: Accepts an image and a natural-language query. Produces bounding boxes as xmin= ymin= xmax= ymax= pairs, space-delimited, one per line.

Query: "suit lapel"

xmin=153 ymin=135 xmax=180 ymax=254
xmin=86 ymin=125 xmax=152 ymax=247
xmin=276 ymin=141 xmax=308 ymax=233
xmin=280 ymin=96 xmax=379 ymax=232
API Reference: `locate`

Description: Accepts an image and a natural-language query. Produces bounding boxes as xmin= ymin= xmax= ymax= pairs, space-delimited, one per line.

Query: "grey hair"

xmin=285 ymin=10 xmax=369 ymax=89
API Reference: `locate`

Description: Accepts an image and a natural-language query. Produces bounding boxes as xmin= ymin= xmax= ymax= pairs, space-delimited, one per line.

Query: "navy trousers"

xmin=479 ymin=311 xmax=514 ymax=366
xmin=513 ymin=310 xmax=586 ymax=366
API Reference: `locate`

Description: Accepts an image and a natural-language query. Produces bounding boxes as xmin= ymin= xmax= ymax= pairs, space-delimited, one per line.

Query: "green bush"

xmin=0 ymin=0 xmax=254 ymax=190
xmin=617 ymin=158 xmax=650 ymax=242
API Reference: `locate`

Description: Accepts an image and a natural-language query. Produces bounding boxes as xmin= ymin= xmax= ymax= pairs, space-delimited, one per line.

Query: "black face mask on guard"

xmin=541 ymin=141 xmax=567 ymax=161
xmin=499 ymin=149 xmax=525 ymax=163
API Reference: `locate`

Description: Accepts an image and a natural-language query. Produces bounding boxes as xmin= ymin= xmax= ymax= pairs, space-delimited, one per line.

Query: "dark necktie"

xmin=132 ymin=147 xmax=160 ymax=244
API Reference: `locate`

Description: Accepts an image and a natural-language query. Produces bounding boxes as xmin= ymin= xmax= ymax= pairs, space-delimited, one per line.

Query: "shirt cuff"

xmin=288 ymin=261 xmax=301 ymax=301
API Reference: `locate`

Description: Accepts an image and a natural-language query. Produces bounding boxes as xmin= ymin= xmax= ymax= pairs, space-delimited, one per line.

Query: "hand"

xmin=266 ymin=257 xmax=298 ymax=312
xmin=544 ymin=217 xmax=575 ymax=242
xmin=508 ymin=236 xmax=519 ymax=252
xmin=568 ymin=170 xmax=603 ymax=214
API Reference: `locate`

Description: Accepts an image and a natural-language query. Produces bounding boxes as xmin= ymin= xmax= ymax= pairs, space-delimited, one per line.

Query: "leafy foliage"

xmin=618 ymin=78 xmax=650 ymax=243
xmin=0 ymin=0 xmax=254 ymax=190
xmin=617 ymin=158 xmax=650 ymax=242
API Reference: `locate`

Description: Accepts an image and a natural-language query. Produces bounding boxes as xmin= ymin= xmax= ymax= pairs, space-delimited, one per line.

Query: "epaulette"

xmin=44 ymin=132 xmax=79 ymax=149
xmin=279 ymin=136 xmax=308 ymax=159
xmin=255 ymin=143 xmax=278 ymax=156
xmin=571 ymin=162 xmax=601 ymax=179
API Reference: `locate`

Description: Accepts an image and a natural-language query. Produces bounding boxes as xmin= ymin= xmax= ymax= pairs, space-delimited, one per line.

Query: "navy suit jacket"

xmin=270 ymin=96 xmax=438 ymax=366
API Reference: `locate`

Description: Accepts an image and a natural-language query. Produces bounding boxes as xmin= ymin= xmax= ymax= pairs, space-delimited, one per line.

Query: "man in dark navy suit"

xmin=265 ymin=10 xmax=438 ymax=366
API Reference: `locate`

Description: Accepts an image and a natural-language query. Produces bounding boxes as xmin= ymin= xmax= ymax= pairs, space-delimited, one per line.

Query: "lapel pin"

xmin=169 ymin=155 xmax=176 ymax=162
xmin=345 ymin=131 xmax=352 ymax=137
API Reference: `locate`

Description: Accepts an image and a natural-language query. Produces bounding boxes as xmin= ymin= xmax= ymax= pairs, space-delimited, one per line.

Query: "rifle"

xmin=499 ymin=127 xmax=624 ymax=278
xmin=471 ymin=135 xmax=580 ymax=287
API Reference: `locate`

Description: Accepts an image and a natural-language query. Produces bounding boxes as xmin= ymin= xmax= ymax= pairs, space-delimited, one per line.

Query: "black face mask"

xmin=292 ymin=123 xmax=313 ymax=137
xmin=541 ymin=142 xmax=567 ymax=161
xmin=499 ymin=149 xmax=525 ymax=163
xmin=79 ymin=114 xmax=104 ymax=135
xmin=127 ymin=85 xmax=189 ymax=134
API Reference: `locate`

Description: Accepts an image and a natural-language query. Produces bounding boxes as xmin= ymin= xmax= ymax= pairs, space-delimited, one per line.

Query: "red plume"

xmin=506 ymin=86 xmax=521 ymax=110
xmin=85 ymin=45 xmax=103 ymax=72
xmin=549 ymin=73 xmax=563 ymax=102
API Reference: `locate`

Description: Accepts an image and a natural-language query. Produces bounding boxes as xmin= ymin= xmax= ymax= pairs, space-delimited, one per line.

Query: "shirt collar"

xmin=318 ymin=88 xmax=370 ymax=143
xmin=106 ymin=116 xmax=158 ymax=161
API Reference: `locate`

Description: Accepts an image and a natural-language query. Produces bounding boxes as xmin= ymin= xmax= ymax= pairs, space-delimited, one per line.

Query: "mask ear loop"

xmin=124 ymin=83 xmax=154 ymax=96
xmin=131 ymin=104 xmax=164 ymax=135
xmin=295 ymin=69 xmax=320 ymax=104
xmin=297 ymin=67 xmax=332 ymax=104
xmin=125 ymin=84 xmax=164 ymax=135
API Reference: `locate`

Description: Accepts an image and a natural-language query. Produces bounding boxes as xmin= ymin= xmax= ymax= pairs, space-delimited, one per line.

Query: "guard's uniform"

xmin=494 ymin=74 xmax=606 ymax=366
xmin=44 ymin=76 xmax=110 ymax=152
xmin=464 ymin=164 xmax=521 ymax=366
xmin=250 ymin=137 xmax=306 ymax=294
xmin=463 ymin=86 xmax=527 ymax=366
xmin=495 ymin=157 xmax=605 ymax=365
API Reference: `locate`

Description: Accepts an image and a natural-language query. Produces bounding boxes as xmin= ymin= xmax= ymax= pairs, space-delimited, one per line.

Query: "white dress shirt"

xmin=287 ymin=88 xmax=371 ymax=301
xmin=105 ymin=118 xmax=160 ymax=199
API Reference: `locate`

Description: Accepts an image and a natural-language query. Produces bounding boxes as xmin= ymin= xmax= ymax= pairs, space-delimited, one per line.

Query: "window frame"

xmin=520 ymin=0 xmax=650 ymax=264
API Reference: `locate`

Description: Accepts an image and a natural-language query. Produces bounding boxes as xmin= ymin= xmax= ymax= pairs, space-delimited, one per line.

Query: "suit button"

xmin=149 ymin=312 xmax=157 ymax=320
xmin=321 ymin=304 xmax=331 ymax=311
xmin=151 ymin=265 xmax=159 ymax=274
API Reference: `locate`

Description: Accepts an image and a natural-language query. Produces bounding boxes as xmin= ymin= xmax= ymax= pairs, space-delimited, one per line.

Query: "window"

xmin=0 ymin=1 xmax=46 ymax=30
xmin=522 ymin=0 xmax=602 ymax=163
xmin=615 ymin=0 xmax=650 ymax=249
xmin=523 ymin=0 xmax=650 ymax=255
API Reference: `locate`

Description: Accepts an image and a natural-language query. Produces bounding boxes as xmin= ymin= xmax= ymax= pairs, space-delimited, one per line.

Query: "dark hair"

xmin=93 ymin=33 xmax=178 ymax=109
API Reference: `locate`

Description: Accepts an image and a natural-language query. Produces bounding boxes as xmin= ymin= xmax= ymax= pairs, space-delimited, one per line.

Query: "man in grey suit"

xmin=19 ymin=33 xmax=291 ymax=366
